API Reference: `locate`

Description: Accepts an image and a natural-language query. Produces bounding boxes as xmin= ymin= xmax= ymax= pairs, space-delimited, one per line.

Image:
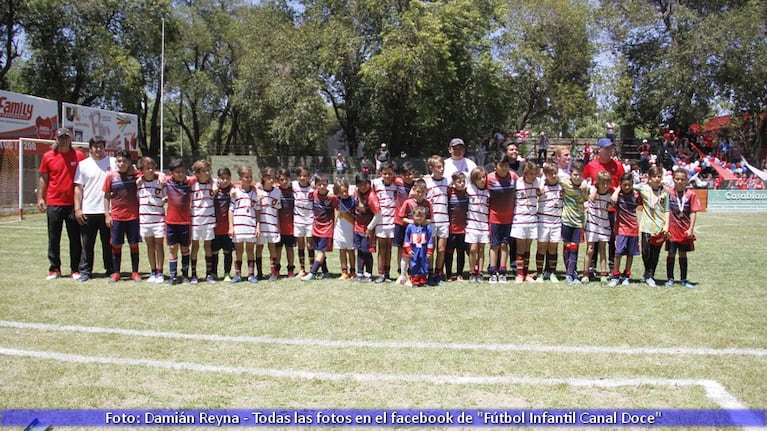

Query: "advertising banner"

xmin=706 ymin=190 xmax=767 ymax=212
xmin=61 ymin=102 xmax=138 ymax=154
xmin=0 ymin=90 xmax=58 ymax=153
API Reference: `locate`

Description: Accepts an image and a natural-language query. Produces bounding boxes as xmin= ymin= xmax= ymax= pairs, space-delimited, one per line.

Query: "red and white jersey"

xmin=465 ymin=183 xmax=490 ymax=236
xmin=258 ymin=187 xmax=282 ymax=237
xmin=425 ymin=175 xmax=449 ymax=225
xmin=312 ymin=190 xmax=338 ymax=238
xmin=512 ymin=177 xmax=541 ymax=228
xmin=291 ymin=180 xmax=314 ymax=233
xmin=585 ymin=189 xmax=613 ymax=240
xmin=372 ymin=177 xmax=400 ymax=230
xmin=537 ymin=181 xmax=564 ymax=229
xmin=191 ymin=179 xmax=217 ymax=230
xmin=230 ymin=185 xmax=259 ymax=237
xmin=138 ymin=177 xmax=166 ymax=226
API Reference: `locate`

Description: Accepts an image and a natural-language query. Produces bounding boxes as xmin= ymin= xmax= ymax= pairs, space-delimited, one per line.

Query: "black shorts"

xmin=167 ymin=224 xmax=190 ymax=247
xmin=212 ymin=234 xmax=234 ymax=252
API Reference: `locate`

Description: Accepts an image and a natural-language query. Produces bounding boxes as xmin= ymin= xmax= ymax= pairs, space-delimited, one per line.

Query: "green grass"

xmin=0 ymin=213 xmax=765 ymax=421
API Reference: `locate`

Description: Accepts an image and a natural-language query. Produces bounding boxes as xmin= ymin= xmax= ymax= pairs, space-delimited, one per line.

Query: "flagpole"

xmin=160 ymin=17 xmax=165 ymax=171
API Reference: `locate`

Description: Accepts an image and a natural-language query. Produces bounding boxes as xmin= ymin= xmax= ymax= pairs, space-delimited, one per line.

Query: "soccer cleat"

xmin=268 ymin=274 xmax=278 ymax=282
xmin=621 ymin=277 xmax=630 ymax=286
xmin=488 ymin=274 xmax=498 ymax=284
xmin=580 ymin=275 xmax=590 ymax=284
xmin=468 ymin=274 xmax=476 ymax=283
xmin=247 ymin=275 xmax=259 ymax=284
xmin=77 ymin=273 xmax=90 ymax=283
xmin=498 ymin=274 xmax=508 ymax=284
xmin=528 ymin=274 xmax=543 ymax=283
xmin=607 ymin=278 xmax=619 ymax=287
xmin=108 ymin=273 xmax=121 ymax=284
xmin=664 ymin=279 xmax=675 ymax=287
xmin=340 ymin=273 xmax=352 ymax=281
xmin=565 ymin=275 xmax=577 ymax=285
xmin=131 ymin=272 xmax=142 ymax=282
xmin=147 ymin=274 xmax=157 ymax=283
xmin=301 ymin=272 xmax=315 ymax=281
xmin=681 ymin=280 xmax=695 ymax=289
xmin=600 ymin=276 xmax=609 ymax=285
xmin=154 ymin=274 xmax=165 ymax=284
xmin=515 ymin=274 xmax=525 ymax=284
xmin=549 ymin=273 xmax=559 ymax=283
xmin=70 ymin=272 xmax=81 ymax=280
xmin=645 ymin=277 xmax=657 ymax=288
xmin=46 ymin=270 xmax=61 ymax=280
xmin=206 ymin=274 xmax=217 ymax=284
xmin=181 ymin=277 xmax=191 ymax=284
xmin=296 ymin=271 xmax=308 ymax=279
xmin=190 ymin=277 xmax=199 ymax=285
xmin=230 ymin=275 xmax=242 ymax=283
xmin=223 ymin=274 xmax=232 ymax=282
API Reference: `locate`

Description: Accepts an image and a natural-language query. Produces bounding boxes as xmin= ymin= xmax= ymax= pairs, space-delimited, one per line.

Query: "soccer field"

xmin=0 ymin=212 xmax=765 ymax=428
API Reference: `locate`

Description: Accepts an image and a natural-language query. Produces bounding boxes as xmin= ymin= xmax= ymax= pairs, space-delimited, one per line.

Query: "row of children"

xmin=105 ymin=150 xmax=698 ymax=288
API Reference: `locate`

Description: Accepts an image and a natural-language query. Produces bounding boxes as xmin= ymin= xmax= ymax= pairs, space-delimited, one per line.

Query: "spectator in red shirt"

xmin=38 ymin=127 xmax=85 ymax=280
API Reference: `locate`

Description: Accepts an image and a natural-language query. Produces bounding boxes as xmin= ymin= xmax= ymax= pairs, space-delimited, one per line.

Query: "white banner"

xmin=0 ymin=90 xmax=58 ymax=141
xmin=61 ymin=102 xmax=138 ymax=153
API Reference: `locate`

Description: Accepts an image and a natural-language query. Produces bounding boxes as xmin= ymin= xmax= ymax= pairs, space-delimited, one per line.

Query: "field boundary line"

xmin=0 ymin=346 xmax=748 ymax=409
xmin=2 ymin=320 xmax=766 ymax=357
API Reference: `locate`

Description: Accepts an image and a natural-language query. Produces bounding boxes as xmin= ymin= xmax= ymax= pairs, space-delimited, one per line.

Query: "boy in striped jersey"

xmin=535 ymin=163 xmax=564 ymax=283
xmin=165 ymin=158 xmax=195 ymax=285
xmin=333 ymin=178 xmax=356 ymax=280
xmin=584 ymin=171 xmax=614 ymax=284
xmin=511 ymin=161 xmax=542 ymax=283
xmin=256 ymin=167 xmax=282 ymax=282
xmin=137 ymin=157 xmax=166 ymax=283
xmin=372 ymin=161 xmax=402 ymax=283
xmin=103 ymin=151 xmax=141 ymax=283
xmin=229 ymin=165 xmax=261 ymax=283
xmin=292 ymin=167 xmax=315 ymax=277
xmin=190 ymin=160 xmax=218 ymax=284
xmin=465 ymin=167 xmax=490 ymax=283
xmin=424 ymin=155 xmax=449 ymax=285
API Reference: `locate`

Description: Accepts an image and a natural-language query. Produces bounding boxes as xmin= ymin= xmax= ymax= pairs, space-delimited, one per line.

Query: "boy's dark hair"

xmin=355 ymin=172 xmax=371 ymax=185
xmin=217 ymin=167 xmax=231 ymax=177
xmin=295 ymin=166 xmax=309 ymax=176
xmin=168 ymin=158 xmax=185 ymax=171
xmin=570 ymin=160 xmax=585 ymax=173
xmin=277 ymin=168 xmax=291 ymax=180
xmin=399 ymin=161 xmax=415 ymax=175
xmin=89 ymin=135 xmax=106 ymax=148
xmin=115 ymin=150 xmax=131 ymax=161
xmin=620 ymin=172 xmax=634 ymax=182
xmin=378 ymin=160 xmax=395 ymax=172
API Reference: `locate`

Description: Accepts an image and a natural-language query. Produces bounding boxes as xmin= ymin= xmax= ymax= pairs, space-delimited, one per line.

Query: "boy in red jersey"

xmin=165 ymin=158 xmax=195 ymax=284
xmin=486 ymin=157 xmax=518 ymax=283
xmin=445 ymin=171 xmax=469 ymax=281
xmin=275 ymin=168 xmax=297 ymax=277
xmin=608 ymin=173 xmax=641 ymax=286
xmin=301 ymin=174 xmax=338 ymax=280
xmin=103 ymin=151 xmax=141 ymax=283
xmin=212 ymin=167 xmax=234 ymax=281
xmin=353 ymin=172 xmax=381 ymax=282
xmin=664 ymin=168 xmax=701 ymax=288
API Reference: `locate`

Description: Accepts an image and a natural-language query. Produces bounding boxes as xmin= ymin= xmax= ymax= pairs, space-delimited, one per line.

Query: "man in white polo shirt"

xmin=443 ymin=138 xmax=477 ymax=182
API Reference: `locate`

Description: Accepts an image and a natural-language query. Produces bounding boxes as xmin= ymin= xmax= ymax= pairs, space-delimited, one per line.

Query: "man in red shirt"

xmin=583 ymin=138 xmax=625 ymax=273
xmin=38 ymin=127 xmax=86 ymax=280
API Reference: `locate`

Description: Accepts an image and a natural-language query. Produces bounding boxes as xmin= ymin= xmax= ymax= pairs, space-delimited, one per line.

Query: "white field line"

xmin=1 ymin=320 xmax=766 ymax=357
xmin=0 ymin=346 xmax=748 ymax=410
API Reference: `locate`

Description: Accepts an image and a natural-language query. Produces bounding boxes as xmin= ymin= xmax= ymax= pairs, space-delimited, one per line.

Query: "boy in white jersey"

xmin=511 ymin=161 xmax=542 ymax=283
xmin=584 ymin=171 xmax=614 ymax=284
xmin=424 ymin=155 xmax=449 ymax=285
xmin=229 ymin=165 xmax=261 ymax=283
xmin=292 ymin=166 xmax=315 ymax=277
xmin=137 ymin=157 xmax=166 ymax=283
xmin=465 ymin=167 xmax=490 ymax=283
xmin=333 ymin=178 xmax=356 ymax=280
xmin=372 ymin=161 xmax=401 ymax=283
xmin=190 ymin=159 xmax=218 ymax=284
xmin=535 ymin=163 xmax=564 ymax=282
xmin=256 ymin=167 xmax=282 ymax=282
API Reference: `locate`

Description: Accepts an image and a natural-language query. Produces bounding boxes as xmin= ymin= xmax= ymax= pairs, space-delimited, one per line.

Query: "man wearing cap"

xmin=375 ymin=143 xmax=391 ymax=172
xmin=443 ymin=138 xmax=477 ymax=182
xmin=583 ymin=138 xmax=625 ymax=273
xmin=38 ymin=128 xmax=86 ymax=280
xmin=73 ymin=136 xmax=116 ymax=282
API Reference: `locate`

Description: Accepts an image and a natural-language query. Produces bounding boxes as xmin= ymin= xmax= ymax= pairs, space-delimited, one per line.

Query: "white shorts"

xmin=192 ymin=224 xmax=215 ymax=241
xmin=585 ymin=231 xmax=610 ymax=243
xmin=333 ymin=236 xmax=354 ymax=250
xmin=375 ymin=224 xmax=395 ymax=238
xmin=511 ymin=224 xmax=537 ymax=240
xmin=232 ymin=234 xmax=257 ymax=244
xmin=432 ymin=222 xmax=449 ymax=239
xmin=465 ymin=230 xmax=489 ymax=244
xmin=140 ymin=222 xmax=166 ymax=239
xmin=294 ymin=223 xmax=312 ymax=238
xmin=257 ymin=231 xmax=280 ymax=245
xmin=537 ymin=224 xmax=561 ymax=243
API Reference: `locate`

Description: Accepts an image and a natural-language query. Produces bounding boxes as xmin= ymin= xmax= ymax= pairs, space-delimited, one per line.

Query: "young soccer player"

xmin=466 ymin=166 xmax=490 ymax=283
xmin=256 ymin=167 xmax=282 ymax=282
xmin=424 ymin=155 xmax=450 ymax=285
xmin=511 ymin=161 xmax=542 ymax=283
xmin=446 ymin=171 xmax=469 ymax=281
xmin=486 ymin=157 xmax=518 ymax=283
xmin=535 ymin=162 xmax=564 ymax=282
xmin=608 ymin=173 xmax=641 ymax=287
xmin=302 ymin=173 xmax=338 ymax=280
xmin=292 ymin=167 xmax=315 ymax=277
xmin=353 ymin=172 xmax=381 ymax=282
xmin=229 ymin=165 xmax=261 ymax=284
xmin=333 ymin=178 xmax=356 ymax=280
xmin=395 ymin=179 xmax=432 ymax=285
xmin=635 ymin=165 xmax=668 ymax=287
xmin=275 ymin=168 xmax=296 ymax=277
xmin=403 ymin=206 xmax=433 ymax=287
xmin=165 ymin=158 xmax=194 ymax=284
xmin=583 ymin=171 xmax=613 ymax=284
xmin=372 ymin=160 xmax=401 ymax=283
xmin=137 ymin=157 xmax=166 ymax=283
xmin=212 ymin=167 xmax=234 ymax=281
xmin=190 ymin=159 xmax=218 ymax=284
xmin=664 ymin=168 xmax=701 ymax=288
xmin=392 ymin=162 xmax=418 ymax=282
xmin=103 ymin=150 xmax=141 ymax=283
xmin=560 ymin=161 xmax=590 ymax=285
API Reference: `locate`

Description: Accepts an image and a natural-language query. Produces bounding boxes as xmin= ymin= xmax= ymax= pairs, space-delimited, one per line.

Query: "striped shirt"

xmin=372 ymin=177 xmax=400 ymax=230
xmin=191 ymin=180 xmax=216 ymax=230
xmin=585 ymin=189 xmax=613 ymax=240
xmin=292 ymin=180 xmax=314 ymax=233
xmin=230 ymin=185 xmax=259 ymax=238
xmin=425 ymin=175 xmax=449 ymax=226
xmin=258 ymin=187 xmax=282 ymax=237
xmin=537 ymin=181 xmax=563 ymax=229
xmin=465 ymin=183 xmax=490 ymax=237
xmin=512 ymin=177 xmax=540 ymax=229
xmin=138 ymin=177 xmax=165 ymax=226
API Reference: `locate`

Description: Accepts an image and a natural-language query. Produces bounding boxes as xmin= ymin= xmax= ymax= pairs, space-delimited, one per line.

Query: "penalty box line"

xmin=0 ymin=346 xmax=747 ymax=409
xmin=1 ymin=320 xmax=766 ymax=357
